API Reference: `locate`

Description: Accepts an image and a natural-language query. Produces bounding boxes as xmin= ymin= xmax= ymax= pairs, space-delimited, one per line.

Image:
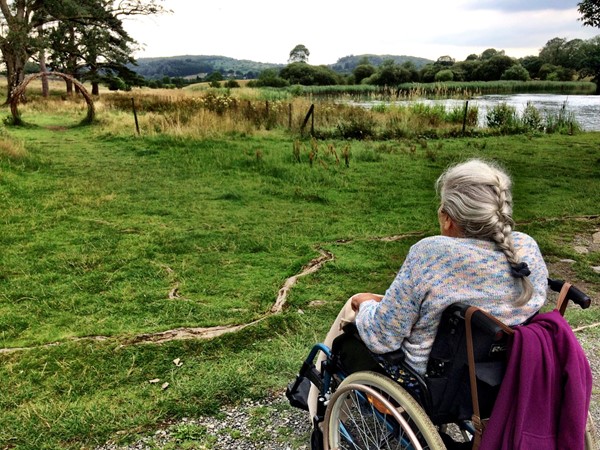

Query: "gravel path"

xmin=96 ymin=392 xmax=311 ymax=450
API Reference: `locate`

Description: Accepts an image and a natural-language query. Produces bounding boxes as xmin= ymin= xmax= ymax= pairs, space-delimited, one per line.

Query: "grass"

xmin=0 ymin=98 xmax=599 ymax=449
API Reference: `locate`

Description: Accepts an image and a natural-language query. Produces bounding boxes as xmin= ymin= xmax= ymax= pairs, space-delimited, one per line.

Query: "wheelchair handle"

xmin=548 ymin=278 xmax=591 ymax=309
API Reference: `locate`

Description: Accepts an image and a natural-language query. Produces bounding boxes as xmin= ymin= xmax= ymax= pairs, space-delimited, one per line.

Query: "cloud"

xmin=467 ymin=0 xmax=578 ymax=12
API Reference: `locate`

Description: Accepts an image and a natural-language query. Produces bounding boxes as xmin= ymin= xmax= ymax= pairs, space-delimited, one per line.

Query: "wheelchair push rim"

xmin=323 ymin=371 xmax=446 ymax=450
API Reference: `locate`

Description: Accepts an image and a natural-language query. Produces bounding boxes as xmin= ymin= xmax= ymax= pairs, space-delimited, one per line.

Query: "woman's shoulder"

xmin=512 ymin=231 xmax=540 ymax=248
xmin=410 ymin=235 xmax=465 ymax=256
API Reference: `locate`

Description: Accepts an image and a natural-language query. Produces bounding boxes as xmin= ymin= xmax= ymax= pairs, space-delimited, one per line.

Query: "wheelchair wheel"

xmin=323 ymin=371 xmax=445 ymax=450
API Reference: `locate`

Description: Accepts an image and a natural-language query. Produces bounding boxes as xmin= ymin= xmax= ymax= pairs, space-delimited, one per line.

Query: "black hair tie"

xmin=511 ymin=262 xmax=531 ymax=278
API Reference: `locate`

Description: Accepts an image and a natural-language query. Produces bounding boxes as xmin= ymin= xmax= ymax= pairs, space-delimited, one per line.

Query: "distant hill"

xmin=133 ymin=55 xmax=284 ymax=80
xmin=131 ymin=54 xmax=434 ymax=80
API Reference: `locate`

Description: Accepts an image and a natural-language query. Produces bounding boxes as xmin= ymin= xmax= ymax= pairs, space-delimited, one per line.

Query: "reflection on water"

xmin=360 ymin=94 xmax=600 ymax=131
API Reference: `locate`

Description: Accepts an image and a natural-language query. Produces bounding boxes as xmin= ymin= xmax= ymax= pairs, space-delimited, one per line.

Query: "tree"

xmin=435 ymin=69 xmax=454 ymax=82
xmin=501 ymin=64 xmax=530 ymax=81
xmin=480 ymin=48 xmax=505 ymax=60
xmin=475 ymin=55 xmax=515 ymax=81
xmin=280 ymin=62 xmax=340 ymax=85
xmin=0 ymin=0 xmax=165 ymax=103
xmin=452 ymin=60 xmax=481 ymax=81
xmin=353 ymin=61 xmax=376 ymax=84
xmin=580 ymin=36 xmax=600 ymax=94
xmin=520 ymin=56 xmax=543 ymax=79
xmin=369 ymin=59 xmax=413 ymax=86
xmin=253 ymin=69 xmax=289 ymax=87
xmin=578 ymin=0 xmax=600 ymax=28
xmin=46 ymin=6 xmax=141 ymax=95
xmin=436 ymin=55 xmax=455 ymax=66
xmin=288 ymin=44 xmax=309 ymax=64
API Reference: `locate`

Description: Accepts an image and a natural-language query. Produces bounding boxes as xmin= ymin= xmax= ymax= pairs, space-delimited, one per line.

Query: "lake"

xmin=356 ymin=94 xmax=600 ymax=131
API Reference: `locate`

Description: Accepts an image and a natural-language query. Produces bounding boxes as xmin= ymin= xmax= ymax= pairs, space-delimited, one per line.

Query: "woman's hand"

xmin=350 ymin=293 xmax=383 ymax=311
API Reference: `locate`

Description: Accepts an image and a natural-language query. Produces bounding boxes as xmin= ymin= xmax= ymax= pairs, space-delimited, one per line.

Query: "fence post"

xmin=131 ymin=98 xmax=140 ymax=135
xmin=301 ymin=104 xmax=315 ymax=136
xmin=462 ymin=100 xmax=469 ymax=136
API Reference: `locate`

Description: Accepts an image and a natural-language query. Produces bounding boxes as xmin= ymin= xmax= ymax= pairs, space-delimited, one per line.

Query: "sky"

xmin=122 ymin=0 xmax=599 ymax=65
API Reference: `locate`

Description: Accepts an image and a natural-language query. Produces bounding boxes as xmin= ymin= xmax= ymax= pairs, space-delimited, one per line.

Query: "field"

xmin=0 ymin=82 xmax=599 ymax=449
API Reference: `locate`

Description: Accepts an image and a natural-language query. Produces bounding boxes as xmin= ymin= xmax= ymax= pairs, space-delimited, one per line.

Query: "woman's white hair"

xmin=435 ymin=159 xmax=533 ymax=306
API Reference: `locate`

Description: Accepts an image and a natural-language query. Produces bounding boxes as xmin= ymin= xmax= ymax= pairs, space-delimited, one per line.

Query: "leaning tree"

xmin=0 ymin=0 xmax=165 ymax=104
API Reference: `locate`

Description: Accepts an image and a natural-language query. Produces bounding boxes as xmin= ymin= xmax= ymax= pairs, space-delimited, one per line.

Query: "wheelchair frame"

xmin=287 ymin=279 xmax=597 ymax=450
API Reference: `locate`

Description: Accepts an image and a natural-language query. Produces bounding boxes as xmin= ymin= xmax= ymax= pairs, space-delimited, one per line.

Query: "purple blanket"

xmin=480 ymin=309 xmax=592 ymax=450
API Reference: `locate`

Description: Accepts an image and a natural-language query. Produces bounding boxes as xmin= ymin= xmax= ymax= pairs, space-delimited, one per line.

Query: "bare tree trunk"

xmin=38 ymin=26 xmax=49 ymax=97
xmin=2 ymin=47 xmax=28 ymax=104
xmin=1 ymin=1 xmax=32 ymax=104
xmin=65 ymin=25 xmax=76 ymax=96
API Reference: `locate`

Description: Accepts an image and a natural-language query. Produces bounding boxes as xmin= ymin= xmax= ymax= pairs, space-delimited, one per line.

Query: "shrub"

xmin=486 ymin=103 xmax=518 ymax=130
xmin=224 ymin=80 xmax=240 ymax=88
xmin=336 ymin=108 xmax=376 ymax=139
xmin=501 ymin=64 xmax=530 ymax=81
xmin=544 ymin=102 xmax=581 ymax=134
xmin=435 ymin=69 xmax=454 ymax=82
xmin=521 ymin=102 xmax=543 ymax=131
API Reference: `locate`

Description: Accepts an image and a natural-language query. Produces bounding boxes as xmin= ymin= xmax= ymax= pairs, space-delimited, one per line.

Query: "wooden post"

xmin=462 ymin=100 xmax=469 ymax=135
xmin=301 ymin=104 xmax=315 ymax=136
xmin=131 ymin=98 xmax=140 ymax=135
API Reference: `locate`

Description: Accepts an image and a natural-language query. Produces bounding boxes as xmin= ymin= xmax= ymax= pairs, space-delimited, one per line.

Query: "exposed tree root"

xmin=2 ymin=216 xmax=598 ymax=353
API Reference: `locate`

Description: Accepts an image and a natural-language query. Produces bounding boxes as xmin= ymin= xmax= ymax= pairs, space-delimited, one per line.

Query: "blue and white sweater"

xmin=355 ymin=232 xmax=548 ymax=375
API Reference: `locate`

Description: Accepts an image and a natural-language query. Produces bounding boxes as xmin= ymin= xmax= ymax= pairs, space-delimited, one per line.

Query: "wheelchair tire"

xmin=323 ymin=371 xmax=445 ymax=450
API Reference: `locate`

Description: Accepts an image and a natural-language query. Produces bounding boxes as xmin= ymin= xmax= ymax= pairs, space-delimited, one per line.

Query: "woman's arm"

xmin=350 ymin=292 xmax=384 ymax=311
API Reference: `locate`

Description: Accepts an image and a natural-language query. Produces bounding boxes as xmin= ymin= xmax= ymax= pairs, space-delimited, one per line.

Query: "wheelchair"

xmin=287 ymin=279 xmax=597 ymax=450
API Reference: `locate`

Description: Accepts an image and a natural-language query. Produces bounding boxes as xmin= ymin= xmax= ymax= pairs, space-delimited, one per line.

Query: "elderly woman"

xmin=308 ymin=159 xmax=548 ymax=420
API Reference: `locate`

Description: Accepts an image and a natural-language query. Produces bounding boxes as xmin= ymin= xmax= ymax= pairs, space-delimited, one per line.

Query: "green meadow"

xmin=0 ymin=88 xmax=599 ymax=449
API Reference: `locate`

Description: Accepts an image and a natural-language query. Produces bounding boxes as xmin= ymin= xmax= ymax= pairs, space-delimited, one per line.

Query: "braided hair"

xmin=435 ymin=159 xmax=533 ymax=306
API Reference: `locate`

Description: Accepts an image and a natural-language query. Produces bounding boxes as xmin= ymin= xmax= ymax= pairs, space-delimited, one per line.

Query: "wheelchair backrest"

xmin=424 ymin=303 xmax=513 ymax=424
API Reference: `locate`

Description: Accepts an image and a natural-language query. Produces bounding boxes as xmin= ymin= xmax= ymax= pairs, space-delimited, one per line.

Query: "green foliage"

xmin=578 ymin=0 xmax=600 ymax=27
xmin=251 ymin=69 xmax=290 ymax=88
xmin=368 ymin=59 xmax=416 ymax=86
xmin=280 ymin=62 xmax=342 ymax=86
xmin=353 ymin=63 xmax=376 ymax=84
xmin=521 ymin=102 xmax=544 ymax=131
xmin=435 ymin=69 xmax=454 ymax=82
xmin=289 ymin=44 xmax=310 ymax=64
xmin=486 ymin=103 xmax=519 ymax=130
xmin=475 ymin=55 xmax=516 ymax=81
xmin=135 ymin=55 xmax=283 ymax=80
xmin=501 ymin=64 xmax=531 ymax=81
xmin=330 ymin=54 xmax=433 ymax=73
xmin=336 ymin=108 xmax=377 ymax=139
xmin=224 ymin=79 xmax=241 ymax=88
xmin=106 ymin=76 xmax=127 ymax=91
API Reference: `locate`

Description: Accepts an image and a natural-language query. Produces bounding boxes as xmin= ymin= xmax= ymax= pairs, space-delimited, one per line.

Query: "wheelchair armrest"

xmin=341 ymin=322 xmax=406 ymax=365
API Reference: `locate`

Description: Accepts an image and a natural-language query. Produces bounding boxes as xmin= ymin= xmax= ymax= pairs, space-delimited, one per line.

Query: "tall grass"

xmin=295 ymin=81 xmax=596 ymax=100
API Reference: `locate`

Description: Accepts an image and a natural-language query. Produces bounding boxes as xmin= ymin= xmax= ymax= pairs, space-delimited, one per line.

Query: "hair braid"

xmin=437 ymin=159 xmax=534 ymax=306
xmin=490 ymin=180 xmax=534 ymax=306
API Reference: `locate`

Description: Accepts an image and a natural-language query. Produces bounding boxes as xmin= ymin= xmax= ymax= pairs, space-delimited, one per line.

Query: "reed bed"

xmin=295 ymin=80 xmax=596 ymax=100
